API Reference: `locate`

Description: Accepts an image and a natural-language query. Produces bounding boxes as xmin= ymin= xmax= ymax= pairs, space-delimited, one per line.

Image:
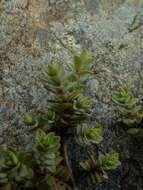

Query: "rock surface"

xmin=0 ymin=0 xmax=143 ymax=189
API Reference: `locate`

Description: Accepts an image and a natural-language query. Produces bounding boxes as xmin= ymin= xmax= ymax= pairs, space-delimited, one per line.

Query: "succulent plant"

xmin=76 ymin=123 xmax=103 ymax=145
xmin=1 ymin=50 xmax=121 ymax=190
xmin=34 ymin=129 xmax=62 ymax=173
xmin=41 ymin=50 xmax=93 ymax=129
xmin=80 ymin=151 xmax=121 ymax=184
xmin=23 ymin=111 xmax=56 ymax=131
xmin=44 ymin=165 xmax=71 ymax=190
xmin=112 ymin=87 xmax=143 ymax=126
xmin=0 ymin=148 xmax=33 ymax=189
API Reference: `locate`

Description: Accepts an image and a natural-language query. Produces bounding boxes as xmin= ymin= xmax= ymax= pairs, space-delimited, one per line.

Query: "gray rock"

xmin=0 ymin=137 xmax=4 ymax=145
xmin=0 ymin=0 xmax=143 ymax=189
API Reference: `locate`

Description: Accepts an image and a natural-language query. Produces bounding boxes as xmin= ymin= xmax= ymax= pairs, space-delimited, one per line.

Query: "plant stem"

xmin=63 ymin=143 xmax=77 ymax=190
xmin=52 ymin=32 xmax=74 ymax=55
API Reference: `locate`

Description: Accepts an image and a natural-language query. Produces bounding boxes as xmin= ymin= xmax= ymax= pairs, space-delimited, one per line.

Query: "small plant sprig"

xmin=0 ymin=50 xmax=121 ymax=190
xmin=80 ymin=151 xmax=121 ymax=184
xmin=0 ymin=148 xmax=33 ymax=190
xmin=112 ymin=87 xmax=143 ymax=136
xmin=76 ymin=123 xmax=103 ymax=145
xmin=34 ymin=129 xmax=62 ymax=173
xmin=0 ymin=131 xmax=70 ymax=190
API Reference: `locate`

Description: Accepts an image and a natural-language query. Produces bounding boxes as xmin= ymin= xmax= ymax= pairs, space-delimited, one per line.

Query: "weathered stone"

xmin=0 ymin=137 xmax=4 ymax=144
xmin=0 ymin=0 xmax=143 ymax=189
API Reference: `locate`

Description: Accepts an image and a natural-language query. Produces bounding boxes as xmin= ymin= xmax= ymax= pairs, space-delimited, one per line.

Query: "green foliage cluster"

xmin=80 ymin=151 xmax=121 ymax=184
xmin=0 ymin=50 xmax=120 ymax=190
xmin=42 ymin=50 xmax=93 ymax=129
xmin=76 ymin=123 xmax=103 ymax=145
xmin=0 ymin=131 xmax=68 ymax=190
xmin=112 ymin=87 xmax=143 ymax=136
xmin=34 ymin=130 xmax=62 ymax=173
xmin=0 ymin=148 xmax=33 ymax=190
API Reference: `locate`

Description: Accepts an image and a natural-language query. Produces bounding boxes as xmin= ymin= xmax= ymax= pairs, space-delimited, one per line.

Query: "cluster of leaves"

xmin=34 ymin=130 xmax=62 ymax=173
xmin=0 ymin=131 xmax=70 ymax=190
xmin=24 ymin=50 xmax=103 ymax=145
xmin=80 ymin=151 xmax=121 ymax=184
xmin=76 ymin=123 xmax=103 ymax=145
xmin=0 ymin=148 xmax=33 ymax=190
xmin=112 ymin=87 xmax=143 ymax=136
xmin=0 ymin=50 xmax=121 ymax=190
xmin=42 ymin=50 xmax=93 ymax=129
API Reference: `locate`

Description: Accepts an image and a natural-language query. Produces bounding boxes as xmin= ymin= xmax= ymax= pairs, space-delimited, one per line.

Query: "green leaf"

xmin=80 ymin=155 xmax=107 ymax=184
xmin=34 ymin=130 xmax=62 ymax=172
xmin=74 ymin=96 xmax=92 ymax=109
xmin=112 ymin=87 xmax=143 ymax=126
xmin=74 ymin=50 xmax=93 ymax=73
xmin=99 ymin=151 xmax=121 ymax=170
xmin=76 ymin=123 xmax=103 ymax=145
xmin=67 ymin=72 xmax=78 ymax=82
xmin=80 ymin=49 xmax=93 ymax=66
xmin=0 ymin=148 xmax=33 ymax=187
xmin=80 ymin=150 xmax=120 ymax=185
xmin=0 ymin=173 xmax=8 ymax=184
xmin=46 ymin=175 xmax=66 ymax=190
xmin=23 ymin=112 xmax=37 ymax=125
xmin=74 ymin=55 xmax=82 ymax=71
xmin=47 ymin=62 xmax=62 ymax=77
xmin=127 ymin=128 xmax=143 ymax=137
xmin=55 ymin=165 xmax=70 ymax=182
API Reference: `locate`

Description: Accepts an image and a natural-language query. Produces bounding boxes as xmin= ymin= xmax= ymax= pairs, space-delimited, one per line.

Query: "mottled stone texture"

xmin=0 ymin=0 xmax=143 ymax=190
